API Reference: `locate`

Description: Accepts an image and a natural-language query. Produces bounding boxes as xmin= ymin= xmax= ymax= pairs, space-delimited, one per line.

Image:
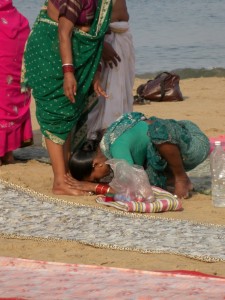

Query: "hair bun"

xmin=80 ymin=130 xmax=104 ymax=152
xmin=82 ymin=139 xmax=98 ymax=152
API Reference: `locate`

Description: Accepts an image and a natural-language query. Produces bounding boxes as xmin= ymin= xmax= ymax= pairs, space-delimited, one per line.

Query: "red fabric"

xmin=160 ymin=270 xmax=225 ymax=279
xmin=0 ymin=0 xmax=33 ymax=156
xmin=0 ymin=298 xmax=26 ymax=300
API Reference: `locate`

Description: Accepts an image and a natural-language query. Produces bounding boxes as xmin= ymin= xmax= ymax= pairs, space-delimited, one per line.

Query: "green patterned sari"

xmin=22 ymin=0 xmax=112 ymax=144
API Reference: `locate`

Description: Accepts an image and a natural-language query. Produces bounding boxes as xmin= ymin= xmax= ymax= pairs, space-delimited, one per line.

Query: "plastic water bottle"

xmin=210 ymin=140 xmax=225 ymax=207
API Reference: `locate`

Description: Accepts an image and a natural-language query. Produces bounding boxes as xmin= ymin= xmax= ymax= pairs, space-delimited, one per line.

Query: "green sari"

xmin=22 ymin=0 xmax=112 ymax=144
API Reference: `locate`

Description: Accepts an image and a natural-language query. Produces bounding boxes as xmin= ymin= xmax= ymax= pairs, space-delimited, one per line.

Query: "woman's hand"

xmin=75 ymin=25 xmax=90 ymax=33
xmin=65 ymin=173 xmax=96 ymax=192
xmin=102 ymin=41 xmax=121 ymax=68
xmin=93 ymin=71 xmax=108 ymax=98
xmin=63 ymin=73 xmax=77 ymax=103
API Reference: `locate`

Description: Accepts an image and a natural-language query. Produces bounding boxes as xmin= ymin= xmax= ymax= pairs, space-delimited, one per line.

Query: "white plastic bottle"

xmin=210 ymin=141 xmax=225 ymax=207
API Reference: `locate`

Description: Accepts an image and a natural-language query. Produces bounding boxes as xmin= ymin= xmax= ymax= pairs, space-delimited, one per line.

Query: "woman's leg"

xmin=45 ymin=137 xmax=86 ymax=195
xmin=63 ymin=133 xmax=71 ymax=172
xmin=155 ymin=142 xmax=193 ymax=199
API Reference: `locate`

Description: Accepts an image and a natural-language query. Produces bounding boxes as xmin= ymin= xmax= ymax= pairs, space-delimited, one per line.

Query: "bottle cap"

xmin=215 ymin=141 xmax=221 ymax=146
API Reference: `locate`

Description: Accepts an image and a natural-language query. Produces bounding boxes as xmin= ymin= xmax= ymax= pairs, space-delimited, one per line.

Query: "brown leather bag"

xmin=136 ymin=72 xmax=183 ymax=102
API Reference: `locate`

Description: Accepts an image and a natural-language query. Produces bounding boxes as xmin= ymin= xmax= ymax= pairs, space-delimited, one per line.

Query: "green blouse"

xmin=110 ymin=121 xmax=149 ymax=166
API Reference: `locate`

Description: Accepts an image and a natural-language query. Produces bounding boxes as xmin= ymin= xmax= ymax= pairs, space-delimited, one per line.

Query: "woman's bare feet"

xmin=174 ymin=176 xmax=193 ymax=199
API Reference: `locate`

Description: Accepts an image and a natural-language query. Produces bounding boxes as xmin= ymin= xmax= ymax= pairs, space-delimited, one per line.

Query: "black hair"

xmin=69 ymin=132 xmax=103 ymax=181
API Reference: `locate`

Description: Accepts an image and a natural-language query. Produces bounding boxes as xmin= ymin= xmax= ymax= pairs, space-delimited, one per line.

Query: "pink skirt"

xmin=0 ymin=3 xmax=33 ymax=157
xmin=0 ymin=85 xmax=33 ymax=157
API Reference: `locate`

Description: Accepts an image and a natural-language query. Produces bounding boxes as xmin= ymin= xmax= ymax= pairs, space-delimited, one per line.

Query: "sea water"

xmin=13 ymin=0 xmax=225 ymax=78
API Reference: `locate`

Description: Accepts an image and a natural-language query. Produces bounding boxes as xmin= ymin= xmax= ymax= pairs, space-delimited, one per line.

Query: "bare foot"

xmin=174 ymin=176 xmax=193 ymax=199
xmin=53 ymin=182 xmax=89 ymax=196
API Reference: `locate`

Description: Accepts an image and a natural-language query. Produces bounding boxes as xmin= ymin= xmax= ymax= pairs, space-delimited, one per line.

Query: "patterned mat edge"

xmin=0 ymin=178 xmax=223 ymax=227
xmin=0 ymin=232 xmax=223 ymax=263
xmin=1 ymin=178 xmax=225 ymax=263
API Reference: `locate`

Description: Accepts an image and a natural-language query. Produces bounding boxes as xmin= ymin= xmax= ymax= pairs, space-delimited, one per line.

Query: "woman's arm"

xmin=111 ymin=0 xmax=129 ymax=22
xmin=59 ymin=17 xmax=107 ymax=100
xmin=58 ymin=17 xmax=77 ymax=103
xmin=47 ymin=1 xmax=77 ymax=103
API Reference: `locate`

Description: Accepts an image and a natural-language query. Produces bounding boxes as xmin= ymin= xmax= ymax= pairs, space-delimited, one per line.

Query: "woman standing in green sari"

xmin=22 ymin=0 xmax=112 ymax=195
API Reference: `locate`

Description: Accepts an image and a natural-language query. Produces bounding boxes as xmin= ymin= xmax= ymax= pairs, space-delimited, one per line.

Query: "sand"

xmin=1 ymin=77 xmax=225 ymax=277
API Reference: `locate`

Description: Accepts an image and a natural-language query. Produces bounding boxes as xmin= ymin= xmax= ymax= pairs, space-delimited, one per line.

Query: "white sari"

xmin=87 ymin=21 xmax=135 ymax=138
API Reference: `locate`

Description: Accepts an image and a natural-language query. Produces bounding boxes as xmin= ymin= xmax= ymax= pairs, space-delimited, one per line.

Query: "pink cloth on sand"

xmin=0 ymin=0 xmax=33 ymax=157
xmin=0 ymin=256 xmax=225 ymax=299
xmin=209 ymin=135 xmax=225 ymax=153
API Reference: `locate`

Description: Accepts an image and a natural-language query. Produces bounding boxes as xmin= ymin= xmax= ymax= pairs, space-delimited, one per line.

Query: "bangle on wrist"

xmin=62 ymin=64 xmax=75 ymax=74
xmin=95 ymin=184 xmax=101 ymax=194
xmin=62 ymin=63 xmax=73 ymax=67
xmin=95 ymin=184 xmax=110 ymax=195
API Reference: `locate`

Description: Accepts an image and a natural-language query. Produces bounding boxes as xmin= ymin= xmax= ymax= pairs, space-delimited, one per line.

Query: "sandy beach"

xmin=1 ymin=76 xmax=225 ymax=277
